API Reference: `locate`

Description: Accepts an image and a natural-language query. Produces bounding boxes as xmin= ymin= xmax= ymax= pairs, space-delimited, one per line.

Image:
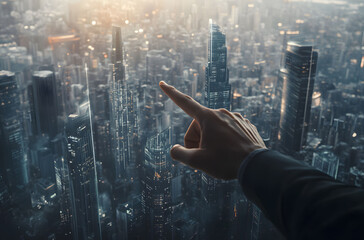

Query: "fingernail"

xmin=159 ymin=81 xmax=167 ymax=86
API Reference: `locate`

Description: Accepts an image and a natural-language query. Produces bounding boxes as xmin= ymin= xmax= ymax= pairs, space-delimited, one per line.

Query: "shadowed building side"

xmin=278 ymin=42 xmax=318 ymax=154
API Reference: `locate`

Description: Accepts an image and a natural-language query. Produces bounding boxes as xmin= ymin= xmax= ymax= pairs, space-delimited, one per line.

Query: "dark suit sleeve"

xmin=238 ymin=149 xmax=364 ymax=240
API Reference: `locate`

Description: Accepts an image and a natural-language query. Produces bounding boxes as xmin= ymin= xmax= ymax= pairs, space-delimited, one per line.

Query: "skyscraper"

xmin=116 ymin=197 xmax=144 ymax=240
xmin=0 ymin=70 xmax=28 ymax=188
xmin=55 ymin=156 xmax=72 ymax=239
xmin=278 ymin=42 xmax=318 ymax=153
xmin=312 ymin=145 xmax=339 ymax=179
xmin=142 ymin=127 xmax=172 ymax=240
xmin=110 ymin=26 xmax=127 ymax=180
xmin=203 ymin=20 xmax=231 ymax=204
xmin=109 ymin=25 xmax=138 ymax=181
xmin=205 ymin=19 xmax=231 ymax=110
xmin=65 ymin=104 xmax=101 ymax=240
xmin=112 ymin=25 xmax=123 ymax=65
xmin=31 ymin=70 xmax=58 ymax=137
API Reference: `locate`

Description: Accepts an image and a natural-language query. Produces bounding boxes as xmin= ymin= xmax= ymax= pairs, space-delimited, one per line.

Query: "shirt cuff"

xmin=238 ymin=148 xmax=270 ymax=182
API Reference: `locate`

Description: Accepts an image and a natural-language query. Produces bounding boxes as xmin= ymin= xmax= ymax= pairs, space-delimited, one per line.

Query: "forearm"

xmin=238 ymin=150 xmax=364 ymax=240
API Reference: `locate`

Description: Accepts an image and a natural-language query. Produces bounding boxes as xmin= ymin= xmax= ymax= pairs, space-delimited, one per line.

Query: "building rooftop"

xmin=33 ymin=70 xmax=53 ymax=78
xmin=0 ymin=70 xmax=15 ymax=78
xmin=287 ymin=41 xmax=316 ymax=55
xmin=69 ymin=114 xmax=79 ymax=118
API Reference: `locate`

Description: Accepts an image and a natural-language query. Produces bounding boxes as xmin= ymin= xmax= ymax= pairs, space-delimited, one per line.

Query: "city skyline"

xmin=0 ymin=0 xmax=363 ymax=239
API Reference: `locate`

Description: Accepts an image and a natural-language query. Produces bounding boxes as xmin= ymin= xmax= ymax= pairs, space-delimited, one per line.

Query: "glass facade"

xmin=278 ymin=42 xmax=318 ymax=154
xmin=31 ymin=70 xmax=58 ymax=137
xmin=66 ymin=106 xmax=101 ymax=240
xmin=0 ymin=70 xmax=28 ymax=188
xmin=205 ymin=20 xmax=231 ymax=110
xmin=142 ymin=127 xmax=172 ymax=239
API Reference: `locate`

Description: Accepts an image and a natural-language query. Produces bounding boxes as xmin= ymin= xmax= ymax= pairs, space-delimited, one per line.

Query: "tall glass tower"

xmin=203 ymin=21 xmax=231 ymax=204
xmin=0 ymin=70 xmax=28 ymax=189
xmin=278 ymin=42 xmax=318 ymax=154
xmin=205 ymin=19 xmax=231 ymax=110
xmin=31 ymin=70 xmax=58 ymax=137
xmin=65 ymin=103 xmax=101 ymax=240
xmin=142 ymin=128 xmax=172 ymax=240
xmin=109 ymin=25 xmax=138 ymax=181
xmin=110 ymin=25 xmax=128 ymax=180
xmin=112 ymin=25 xmax=123 ymax=65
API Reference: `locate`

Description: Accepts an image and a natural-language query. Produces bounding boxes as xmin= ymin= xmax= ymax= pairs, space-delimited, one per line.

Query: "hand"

xmin=159 ymin=81 xmax=266 ymax=180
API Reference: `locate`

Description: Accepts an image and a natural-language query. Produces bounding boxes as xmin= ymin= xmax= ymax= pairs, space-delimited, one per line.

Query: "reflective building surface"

xmin=278 ymin=42 xmax=318 ymax=154
xmin=205 ymin=20 xmax=231 ymax=110
xmin=0 ymin=70 xmax=28 ymax=189
xmin=66 ymin=105 xmax=101 ymax=240
xmin=142 ymin=128 xmax=172 ymax=239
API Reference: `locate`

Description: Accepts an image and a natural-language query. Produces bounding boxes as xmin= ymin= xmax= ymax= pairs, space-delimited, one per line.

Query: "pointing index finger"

xmin=159 ymin=81 xmax=206 ymax=121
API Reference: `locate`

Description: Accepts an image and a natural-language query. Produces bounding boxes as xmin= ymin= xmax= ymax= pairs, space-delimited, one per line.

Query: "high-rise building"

xmin=112 ymin=25 xmax=123 ymax=65
xmin=31 ymin=70 xmax=58 ymax=137
xmin=0 ymin=174 xmax=11 ymax=212
xmin=203 ymin=20 xmax=231 ymax=204
xmin=65 ymin=104 xmax=101 ymax=240
xmin=142 ymin=127 xmax=172 ymax=240
xmin=31 ymin=138 xmax=56 ymax=181
xmin=55 ymin=156 xmax=72 ymax=238
xmin=312 ymin=145 xmax=339 ymax=179
xmin=116 ymin=203 xmax=134 ymax=240
xmin=116 ymin=197 xmax=144 ymax=240
xmin=0 ymin=70 xmax=28 ymax=188
xmin=278 ymin=42 xmax=318 ymax=153
xmin=204 ymin=19 xmax=231 ymax=110
xmin=109 ymin=26 xmax=138 ymax=181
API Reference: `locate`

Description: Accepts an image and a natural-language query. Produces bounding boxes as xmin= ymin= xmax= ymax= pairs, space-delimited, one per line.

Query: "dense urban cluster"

xmin=0 ymin=0 xmax=363 ymax=239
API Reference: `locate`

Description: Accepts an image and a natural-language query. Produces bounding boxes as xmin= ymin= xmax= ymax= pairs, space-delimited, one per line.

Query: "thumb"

xmin=170 ymin=144 xmax=209 ymax=170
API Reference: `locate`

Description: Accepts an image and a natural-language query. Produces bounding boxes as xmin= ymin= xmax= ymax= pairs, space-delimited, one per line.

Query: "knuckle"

xmin=218 ymin=108 xmax=229 ymax=114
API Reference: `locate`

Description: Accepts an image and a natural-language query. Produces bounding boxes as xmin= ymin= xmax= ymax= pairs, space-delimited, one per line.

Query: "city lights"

xmin=0 ymin=0 xmax=363 ymax=239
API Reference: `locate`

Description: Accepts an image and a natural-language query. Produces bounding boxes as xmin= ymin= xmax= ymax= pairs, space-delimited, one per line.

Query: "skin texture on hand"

xmin=159 ymin=81 xmax=266 ymax=180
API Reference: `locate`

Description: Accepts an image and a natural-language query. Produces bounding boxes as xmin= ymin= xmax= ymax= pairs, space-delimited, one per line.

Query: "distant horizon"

xmin=290 ymin=0 xmax=354 ymax=5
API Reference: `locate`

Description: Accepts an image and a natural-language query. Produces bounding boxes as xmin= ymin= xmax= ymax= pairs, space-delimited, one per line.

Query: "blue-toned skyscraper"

xmin=65 ymin=103 xmax=101 ymax=240
xmin=0 ymin=70 xmax=28 ymax=189
xmin=278 ymin=42 xmax=318 ymax=154
xmin=55 ymin=156 xmax=73 ymax=239
xmin=205 ymin=19 xmax=231 ymax=110
xmin=31 ymin=70 xmax=58 ymax=138
xmin=109 ymin=25 xmax=137 ymax=181
xmin=142 ymin=127 xmax=172 ymax=240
